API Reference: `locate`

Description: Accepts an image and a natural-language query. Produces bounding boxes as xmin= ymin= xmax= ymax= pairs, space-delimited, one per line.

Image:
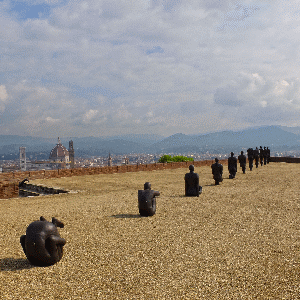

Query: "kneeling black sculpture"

xmin=211 ymin=158 xmax=223 ymax=185
xmin=185 ymin=165 xmax=202 ymax=196
xmin=228 ymin=152 xmax=237 ymax=179
xmin=20 ymin=216 xmax=66 ymax=266
xmin=138 ymin=182 xmax=160 ymax=216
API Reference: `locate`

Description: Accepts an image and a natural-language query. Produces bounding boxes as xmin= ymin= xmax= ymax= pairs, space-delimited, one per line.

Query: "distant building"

xmin=49 ymin=137 xmax=69 ymax=163
xmin=69 ymin=140 xmax=75 ymax=168
xmin=19 ymin=147 xmax=26 ymax=171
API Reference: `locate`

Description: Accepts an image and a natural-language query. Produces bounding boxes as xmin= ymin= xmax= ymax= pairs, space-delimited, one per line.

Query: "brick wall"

xmin=269 ymin=157 xmax=300 ymax=163
xmin=0 ymin=181 xmax=19 ymax=200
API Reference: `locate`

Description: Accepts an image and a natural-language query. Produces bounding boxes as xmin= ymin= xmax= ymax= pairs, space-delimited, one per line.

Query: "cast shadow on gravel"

xmin=111 ymin=214 xmax=142 ymax=219
xmin=0 ymin=258 xmax=35 ymax=271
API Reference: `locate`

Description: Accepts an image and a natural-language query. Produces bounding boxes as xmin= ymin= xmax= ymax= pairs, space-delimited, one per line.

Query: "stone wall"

xmin=269 ymin=157 xmax=300 ymax=163
xmin=0 ymin=181 xmax=19 ymax=200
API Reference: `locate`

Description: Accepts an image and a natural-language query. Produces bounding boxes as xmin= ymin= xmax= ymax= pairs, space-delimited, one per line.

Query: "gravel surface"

xmin=1 ymin=162 xmax=300 ymax=299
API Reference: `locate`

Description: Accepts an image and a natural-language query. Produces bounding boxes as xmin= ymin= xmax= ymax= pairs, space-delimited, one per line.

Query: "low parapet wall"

xmin=0 ymin=181 xmax=19 ymax=200
xmin=0 ymin=157 xmax=297 ymax=199
xmin=269 ymin=157 xmax=300 ymax=163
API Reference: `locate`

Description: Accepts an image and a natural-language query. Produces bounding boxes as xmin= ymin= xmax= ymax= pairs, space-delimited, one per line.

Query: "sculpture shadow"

xmin=111 ymin=214 xmax=142 ymax=219
xmin=0 ymin=258 xmax=35 ymax=271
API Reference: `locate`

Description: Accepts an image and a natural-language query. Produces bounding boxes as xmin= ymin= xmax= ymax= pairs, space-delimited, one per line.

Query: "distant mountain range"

xmin=0 ymin=126 xmax=299 ymax=160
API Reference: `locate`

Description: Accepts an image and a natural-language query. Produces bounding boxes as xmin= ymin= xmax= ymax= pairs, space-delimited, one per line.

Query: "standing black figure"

xmin=247 ymin=148 xmax=254 ymax=171
xmin=228 ymin=152 xmax=237 ymax=179
xmin=259 ymin=146 xmax=264 ymax=166
xmin=20 ymin=216 xmax=66 ymax=266
xmin=138 ymin=182 xmax=160 ymax=216
xmin=263 ymin=147 xmax=268 ymax=165
xmin=254 ymin=147 xmax=259 ymax=168
xmin=211 ymin=158 xmax=223 ymax=185
xmin=184 ymin=165 xmax=202 ymax=196
xmin=238 ymin=151 xmax=247 ymax=174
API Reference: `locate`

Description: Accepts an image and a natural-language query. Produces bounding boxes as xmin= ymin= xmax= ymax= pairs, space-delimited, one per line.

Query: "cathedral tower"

xmin=69 ymin=140 xmax=75 ymax=168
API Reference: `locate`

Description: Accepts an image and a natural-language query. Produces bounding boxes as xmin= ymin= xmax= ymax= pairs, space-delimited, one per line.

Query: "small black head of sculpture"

xmin=189 ymin=164 xmax=195 ymax=172
xmin=144 ymin=182 xmax=151 ymax=190
xmin=20 ymin=216 xmax=66 ymax=267
xmin=215 ymin=158 xmax=219 ymax=162
xmin=231 ymin=152 xmax=234 ymax=157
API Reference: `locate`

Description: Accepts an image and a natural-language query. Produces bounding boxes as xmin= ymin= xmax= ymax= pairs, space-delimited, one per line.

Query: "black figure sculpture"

xmin=254 ymin=147 xmax=259 ymax=168
xmin=247 ymin=148 xmax=254 ymax=171
xmin=238 ymin=151 xmax=247 ymax=174
xmin=259 ymin=146 xmax=264 ymax=166
xmin=228 ymin=152 xmax=237 ymax=179
xmin=20 ymin=216 xmax=66 ymax=266
xmin=138 ymin=182 xmax=160 ymax=216
xmin=184 ymin=165 xmax=202 ymax=196
xmin=263 ymin=147 xmax=268 ymax=165
xmin=211 ymin=158 xmax=223 ymax=185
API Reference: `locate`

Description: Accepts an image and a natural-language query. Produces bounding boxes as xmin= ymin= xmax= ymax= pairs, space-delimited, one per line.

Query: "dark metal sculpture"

xmin=254 ymin=147 xmax=259 ymax=168
xmin=259 ymin=146 xmax=264 ymax=166
xmin=20 ymin=216 xmax=66 ymax=266
xmin=228 ymin=152 xmax=237 ymax=179
xmin=211 ymin=158 xmax=223 ymax=185
xmin=184 ymin=165 xmax=202 ymax=196
xmin=138 ymin=182 xmax=160 ymax=216
xmin=263 ymin=146 xmax=268 ymax=165
xmin=238 ymin=151 xmax=247 ymax=174
xmin=247 ymin=148 xmax=254 ymax=171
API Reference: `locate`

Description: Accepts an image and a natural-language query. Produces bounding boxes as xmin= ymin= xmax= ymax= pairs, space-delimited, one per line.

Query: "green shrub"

xmin=158 ymin=155 xmax=194 ymax=163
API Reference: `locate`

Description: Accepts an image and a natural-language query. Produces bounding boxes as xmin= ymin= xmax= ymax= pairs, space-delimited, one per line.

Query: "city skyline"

xmin=1 ymin=1 xmax=300 ymax=138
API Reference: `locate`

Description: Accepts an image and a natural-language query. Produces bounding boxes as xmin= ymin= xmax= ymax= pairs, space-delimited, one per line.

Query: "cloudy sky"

xmin=1 ymin=0 xmax=300 ymax=138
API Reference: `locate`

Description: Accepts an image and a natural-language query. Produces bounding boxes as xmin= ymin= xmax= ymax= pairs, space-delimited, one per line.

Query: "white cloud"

xmin=1 ymin=0 xmax=300 ymax=136
xmin=0 ymin=85 xmax=8 ymax=102
xmin=83 ymin=109 xmax=99 ymax=122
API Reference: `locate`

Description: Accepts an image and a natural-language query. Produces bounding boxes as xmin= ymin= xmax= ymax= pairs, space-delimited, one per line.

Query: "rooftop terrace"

xmin=1 ymin=161 xmax=300 ymax=299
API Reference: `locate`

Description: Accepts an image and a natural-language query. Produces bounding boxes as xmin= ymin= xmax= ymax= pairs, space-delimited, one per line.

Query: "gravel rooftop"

xmin=1 ymin=162 xmax=300 ymax=299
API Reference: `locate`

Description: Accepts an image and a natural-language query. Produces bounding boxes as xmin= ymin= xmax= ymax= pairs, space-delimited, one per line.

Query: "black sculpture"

xmin=184 ymin=165 xmax=202 ymax=196
xmin=211 ymin=158 xmax=223 ymax=185
xmin=138 ymin=182 xmax=160 ymax=216
xmin=259 ymin=146 xmax=264 ymax=166
xmin=19 ymin=178 xmax=29 ymax=187
xmin=263 ymin=146 xmax=268 ymax=165
xmin=254 ymin=147 xmax=259 ymax=168
xmin=228 ymin=152 xmax=237 ymax=179
xmin=238 ymin=151 xmax=247 ymax=174
xmin=20 ymin=216 xmax=66 ymax=266
xmin=247 ymin=148 xmax=254 ymax=171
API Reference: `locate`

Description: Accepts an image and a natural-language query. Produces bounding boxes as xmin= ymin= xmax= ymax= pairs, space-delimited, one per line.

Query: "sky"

xmin=1 ymin=0 xmax=300 ymax=138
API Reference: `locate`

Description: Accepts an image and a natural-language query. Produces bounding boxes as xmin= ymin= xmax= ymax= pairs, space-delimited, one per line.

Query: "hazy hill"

xmin=0 ymin=126 xmax=299 ymax=159
xmin=149 ymin=126 xmax=300 ymax=154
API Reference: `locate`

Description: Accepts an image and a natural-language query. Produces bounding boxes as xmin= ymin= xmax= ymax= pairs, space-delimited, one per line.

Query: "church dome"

xmin=49 ymin=138 xmax=69 ymax=162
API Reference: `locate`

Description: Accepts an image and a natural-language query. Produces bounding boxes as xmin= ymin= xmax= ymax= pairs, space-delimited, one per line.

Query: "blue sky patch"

xmin=9 ymin=1 xmax=51 ymax=20
xmin=146 ymin=46 xmax=164 ymax=55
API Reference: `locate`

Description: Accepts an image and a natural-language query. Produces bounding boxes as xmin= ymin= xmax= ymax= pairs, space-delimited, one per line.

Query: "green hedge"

xmin=158 ymin=155 xmax=194 ymax=163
